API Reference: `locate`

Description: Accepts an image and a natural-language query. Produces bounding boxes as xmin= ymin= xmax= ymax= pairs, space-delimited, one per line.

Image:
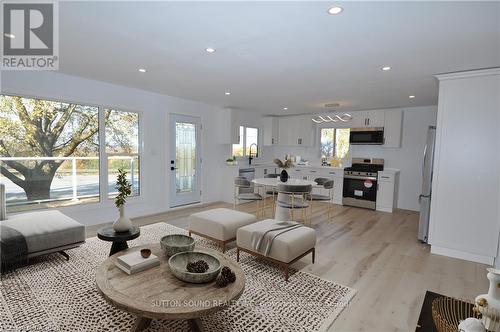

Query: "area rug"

xmin=0 ymin=222 xmax=356 ymax=332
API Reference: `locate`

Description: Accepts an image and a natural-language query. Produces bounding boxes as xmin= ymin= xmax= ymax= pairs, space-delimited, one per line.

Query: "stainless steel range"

xmin=343 ymin=158 xmax=384 ymax=210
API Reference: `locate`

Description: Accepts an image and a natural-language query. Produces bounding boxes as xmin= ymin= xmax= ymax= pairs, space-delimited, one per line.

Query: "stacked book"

xmin=115 ymin=251 xmax=160 ymax=275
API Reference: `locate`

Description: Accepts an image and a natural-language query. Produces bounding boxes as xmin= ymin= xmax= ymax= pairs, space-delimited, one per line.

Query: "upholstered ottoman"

xmin=236 ymin=219 xmax=316 ymax=281
xmin=1 ymin=210 xmax=86 ymax=259
xmin=188 ymin=208 xmax=257 ymax=252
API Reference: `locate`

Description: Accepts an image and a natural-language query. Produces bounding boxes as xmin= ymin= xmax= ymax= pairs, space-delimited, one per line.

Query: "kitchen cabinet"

xmin=255 ymin=167 xmax=264 ymax=179
xmin=376 ymin=170 xmax=399 ymax=213
xmin=290 ymin=168 xmax=308 ymax=180
xmin=263 ymin=167 xmax=278 ymax=177
xmin=351 ymin=110 xmax=385 ymax=128
xmin=263 ymin=117 xmax=279 ymax=146
xmin=278 ymin=116 xmax=313 ymax=146
xmin=383 ymin=110 xmax=403 ymax=148
xmin=215 ymin=108 xmax=241 ymax=144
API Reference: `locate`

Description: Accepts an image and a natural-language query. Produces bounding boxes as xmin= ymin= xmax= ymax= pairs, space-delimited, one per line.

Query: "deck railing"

xmin=0 ymin=156 xmax=137 ymax=204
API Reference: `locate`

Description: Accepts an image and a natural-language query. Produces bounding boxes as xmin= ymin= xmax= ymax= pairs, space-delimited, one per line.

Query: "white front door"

xmin=169 ymin=114 xmax=201 ymax=207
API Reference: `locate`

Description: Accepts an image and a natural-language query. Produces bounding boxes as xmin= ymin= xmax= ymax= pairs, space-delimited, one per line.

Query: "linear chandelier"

xmin=311 ymin=113 xmax=352 ymax=124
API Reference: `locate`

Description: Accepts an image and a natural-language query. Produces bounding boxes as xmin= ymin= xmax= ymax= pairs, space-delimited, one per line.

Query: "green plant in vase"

xmin=113 ymin=169 xmax=133 ymax=232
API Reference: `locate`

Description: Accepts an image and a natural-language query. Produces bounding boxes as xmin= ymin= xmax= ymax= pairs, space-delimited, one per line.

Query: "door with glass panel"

xmin=169 ymin=114 xmax=201 ymax=207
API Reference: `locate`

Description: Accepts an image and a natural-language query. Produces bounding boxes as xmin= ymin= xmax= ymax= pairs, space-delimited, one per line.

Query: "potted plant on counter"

xmin=225 ymin=156 xmax=238 ymax=166
xmin=273 ymin=158 xmax=293 ymax=182
xmin=113 ymin=168 xmax=133 ymax=232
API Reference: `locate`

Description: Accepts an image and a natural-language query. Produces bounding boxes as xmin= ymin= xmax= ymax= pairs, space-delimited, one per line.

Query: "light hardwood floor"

xmin=87 ymin=200 xmax=490 ymax=332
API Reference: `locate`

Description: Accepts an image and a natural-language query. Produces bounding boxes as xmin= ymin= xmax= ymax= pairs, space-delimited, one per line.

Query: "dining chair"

xmin=264 ymin=173 xmax=279 ymax=215
xmin=234 ymin=176 xmax=264 ymax=217
xmin=277 ymin=184 xmax=312 ymax=225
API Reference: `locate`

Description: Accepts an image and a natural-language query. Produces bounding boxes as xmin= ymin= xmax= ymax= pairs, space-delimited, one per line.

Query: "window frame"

xmin=319 ymin=127 xmax=350 ymax=160
xmin=103 ymin=108 xmax=142 ymax=200
xmin=232 ymin=125 xmax=259 ymax=158
xmin=0 ymin=92 xmax=144 ymax=212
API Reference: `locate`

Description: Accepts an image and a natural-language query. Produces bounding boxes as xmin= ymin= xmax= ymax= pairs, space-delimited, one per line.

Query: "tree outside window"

xmin=0 ymin=95 xmax=141 ymax=212
xmin=320 ymin=128 xmax=350 ymax=160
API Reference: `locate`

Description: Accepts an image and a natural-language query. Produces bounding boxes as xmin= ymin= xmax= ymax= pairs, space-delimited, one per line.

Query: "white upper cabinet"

xmin=367 ymin=110 xmax=385 ymax=127
xmin=383 ymin=110 xmax=403 ymax=148
xmin=216 ymin=108 xmax=240 ymax=144
xmin=263 ymin=116 xmax=279 ymax=146
xmin=278 ymin=116 xmax=313 ymax=146
xmin=350 ymin=110 xmax=385 ymax=128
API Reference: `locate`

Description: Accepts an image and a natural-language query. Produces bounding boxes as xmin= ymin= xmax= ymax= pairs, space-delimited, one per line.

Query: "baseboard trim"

xmin=431 ymin=245 xmax=494 ymax=265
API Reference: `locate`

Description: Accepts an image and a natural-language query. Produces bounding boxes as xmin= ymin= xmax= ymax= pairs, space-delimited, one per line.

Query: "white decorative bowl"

xmin=168 ymin=251 xmax=221 ymax=284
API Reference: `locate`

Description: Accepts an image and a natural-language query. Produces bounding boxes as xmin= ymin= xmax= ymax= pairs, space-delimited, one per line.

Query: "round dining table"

xmin=252 ymin=177 xmax=316 ymax=221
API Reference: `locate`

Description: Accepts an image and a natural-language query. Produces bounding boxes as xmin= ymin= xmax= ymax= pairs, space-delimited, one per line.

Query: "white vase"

xmin=112 ymin=205 xmax=132 ymax=232
xmin=476 ymin=268 xmax=500 ymax=331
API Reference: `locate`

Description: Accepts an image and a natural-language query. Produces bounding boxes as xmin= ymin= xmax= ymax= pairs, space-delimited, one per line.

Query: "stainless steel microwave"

xmin=349 ymin=128 xmax=384 ymax=145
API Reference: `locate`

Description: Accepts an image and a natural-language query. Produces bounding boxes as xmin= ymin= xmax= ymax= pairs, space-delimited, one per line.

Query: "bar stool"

xmin=234 ymin=177 xmax=264 ymax=217
xmin=276 ymin=184 xmax=312 ymax=225
xmin=308 ymin=180 xmax=334 ymax=220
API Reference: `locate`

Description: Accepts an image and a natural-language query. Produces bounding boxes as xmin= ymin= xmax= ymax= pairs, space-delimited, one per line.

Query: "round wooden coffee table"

xmin=96 ymin=244 xmax=245 ymax=332
xmin=97 ymin=225 xmax=140 ymax=256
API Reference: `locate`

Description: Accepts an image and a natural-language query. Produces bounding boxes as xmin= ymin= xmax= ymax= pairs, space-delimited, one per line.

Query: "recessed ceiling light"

xmin=381 ymin=66 xmax=392 ymax=71
xmin=283 ymin=107 xmax=288 ymax=111
xmin=4 ymin=33 xmax=15 ymax=39
xmin=327 ymin=6 xmax=343 ymax=15
xmin=225 ymin=92 xmax=231 ymax=95
xmin=409 ymin=95 xmax=415 ymax=99
xmin=205 ymin=48 xmax=216 ymax=54
xmin=138 ymin=68 xmax=146 ymax=73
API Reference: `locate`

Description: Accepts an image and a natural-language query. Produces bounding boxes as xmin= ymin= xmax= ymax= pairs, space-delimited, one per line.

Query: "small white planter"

xmin=112 ymin=205 xmax=132 ymax=232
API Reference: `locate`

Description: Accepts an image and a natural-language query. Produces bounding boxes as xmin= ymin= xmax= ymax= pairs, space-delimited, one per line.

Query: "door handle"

xmin=171 ymin=166 xmax=178 ymax=171
xmin=418 ymin=194 xmax=429 ymax=203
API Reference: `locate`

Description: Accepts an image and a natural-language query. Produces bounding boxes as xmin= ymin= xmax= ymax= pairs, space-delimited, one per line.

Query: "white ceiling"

xmin=59 ymin=1 xmax=500 ymax=115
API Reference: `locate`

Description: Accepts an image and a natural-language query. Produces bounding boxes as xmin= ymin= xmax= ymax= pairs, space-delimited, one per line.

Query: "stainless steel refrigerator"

xmin=418 ymin=126 xmax=436 ymax=243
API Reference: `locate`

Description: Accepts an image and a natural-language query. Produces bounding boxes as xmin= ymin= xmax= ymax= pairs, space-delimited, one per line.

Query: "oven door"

xmin=342 ymin=175 xmax=377 ymax=209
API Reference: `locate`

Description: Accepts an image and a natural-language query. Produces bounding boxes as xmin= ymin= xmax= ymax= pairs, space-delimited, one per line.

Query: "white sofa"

xmin=0 ymin=183 xmax=86 ymax=260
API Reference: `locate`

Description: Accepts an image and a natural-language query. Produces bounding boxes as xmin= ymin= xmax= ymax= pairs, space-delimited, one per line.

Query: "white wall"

xmin=429 ymin=68 xmax=500 ymax=265
xmin=1 ymin=71 xmax=227 ymax=225
xmin=262 ymin=106 xmax=438 ymax=211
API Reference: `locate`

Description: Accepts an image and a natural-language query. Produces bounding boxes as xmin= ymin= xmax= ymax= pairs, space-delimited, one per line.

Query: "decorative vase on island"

xmin=475 ymin=268 xmax=500 ymax=331
xmin=113 ymin=205 xmax=132 ymax=232
xmin=280 ymin=169 xmax=289 ymax=182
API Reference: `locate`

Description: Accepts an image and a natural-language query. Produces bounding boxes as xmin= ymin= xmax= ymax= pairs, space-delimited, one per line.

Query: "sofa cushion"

xmin=1 ymin=210 xmax=85 ymax=254
xmin=189 ymin=208 xmax=256 ymax=241
xmin=237 ymin=219 xmax=316 ymax=263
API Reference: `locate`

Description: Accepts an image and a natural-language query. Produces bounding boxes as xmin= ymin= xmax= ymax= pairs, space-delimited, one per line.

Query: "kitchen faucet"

xmin=248 ymin=143 xmax=257 ymax=165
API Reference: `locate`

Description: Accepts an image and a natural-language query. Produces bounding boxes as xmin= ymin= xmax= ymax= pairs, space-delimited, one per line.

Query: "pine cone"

xmin=186 ymin=260 xmax=209 ymax=273
xmin=186 ymin=262 xmax=196 ymax=273
xmin=196 ymin=260 xmax=209 ymax=272
xmin=221 ymin=266 xmax=232 ymax=277
xmin=227 ymin=271 xmax=236 ymax=283
xmin=215 ymin=274 xmax=229 ymax=287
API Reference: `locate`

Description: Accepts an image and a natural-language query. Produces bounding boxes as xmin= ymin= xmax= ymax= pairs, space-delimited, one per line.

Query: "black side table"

xmin=97 ymin=225 xmax=140 ymax=256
